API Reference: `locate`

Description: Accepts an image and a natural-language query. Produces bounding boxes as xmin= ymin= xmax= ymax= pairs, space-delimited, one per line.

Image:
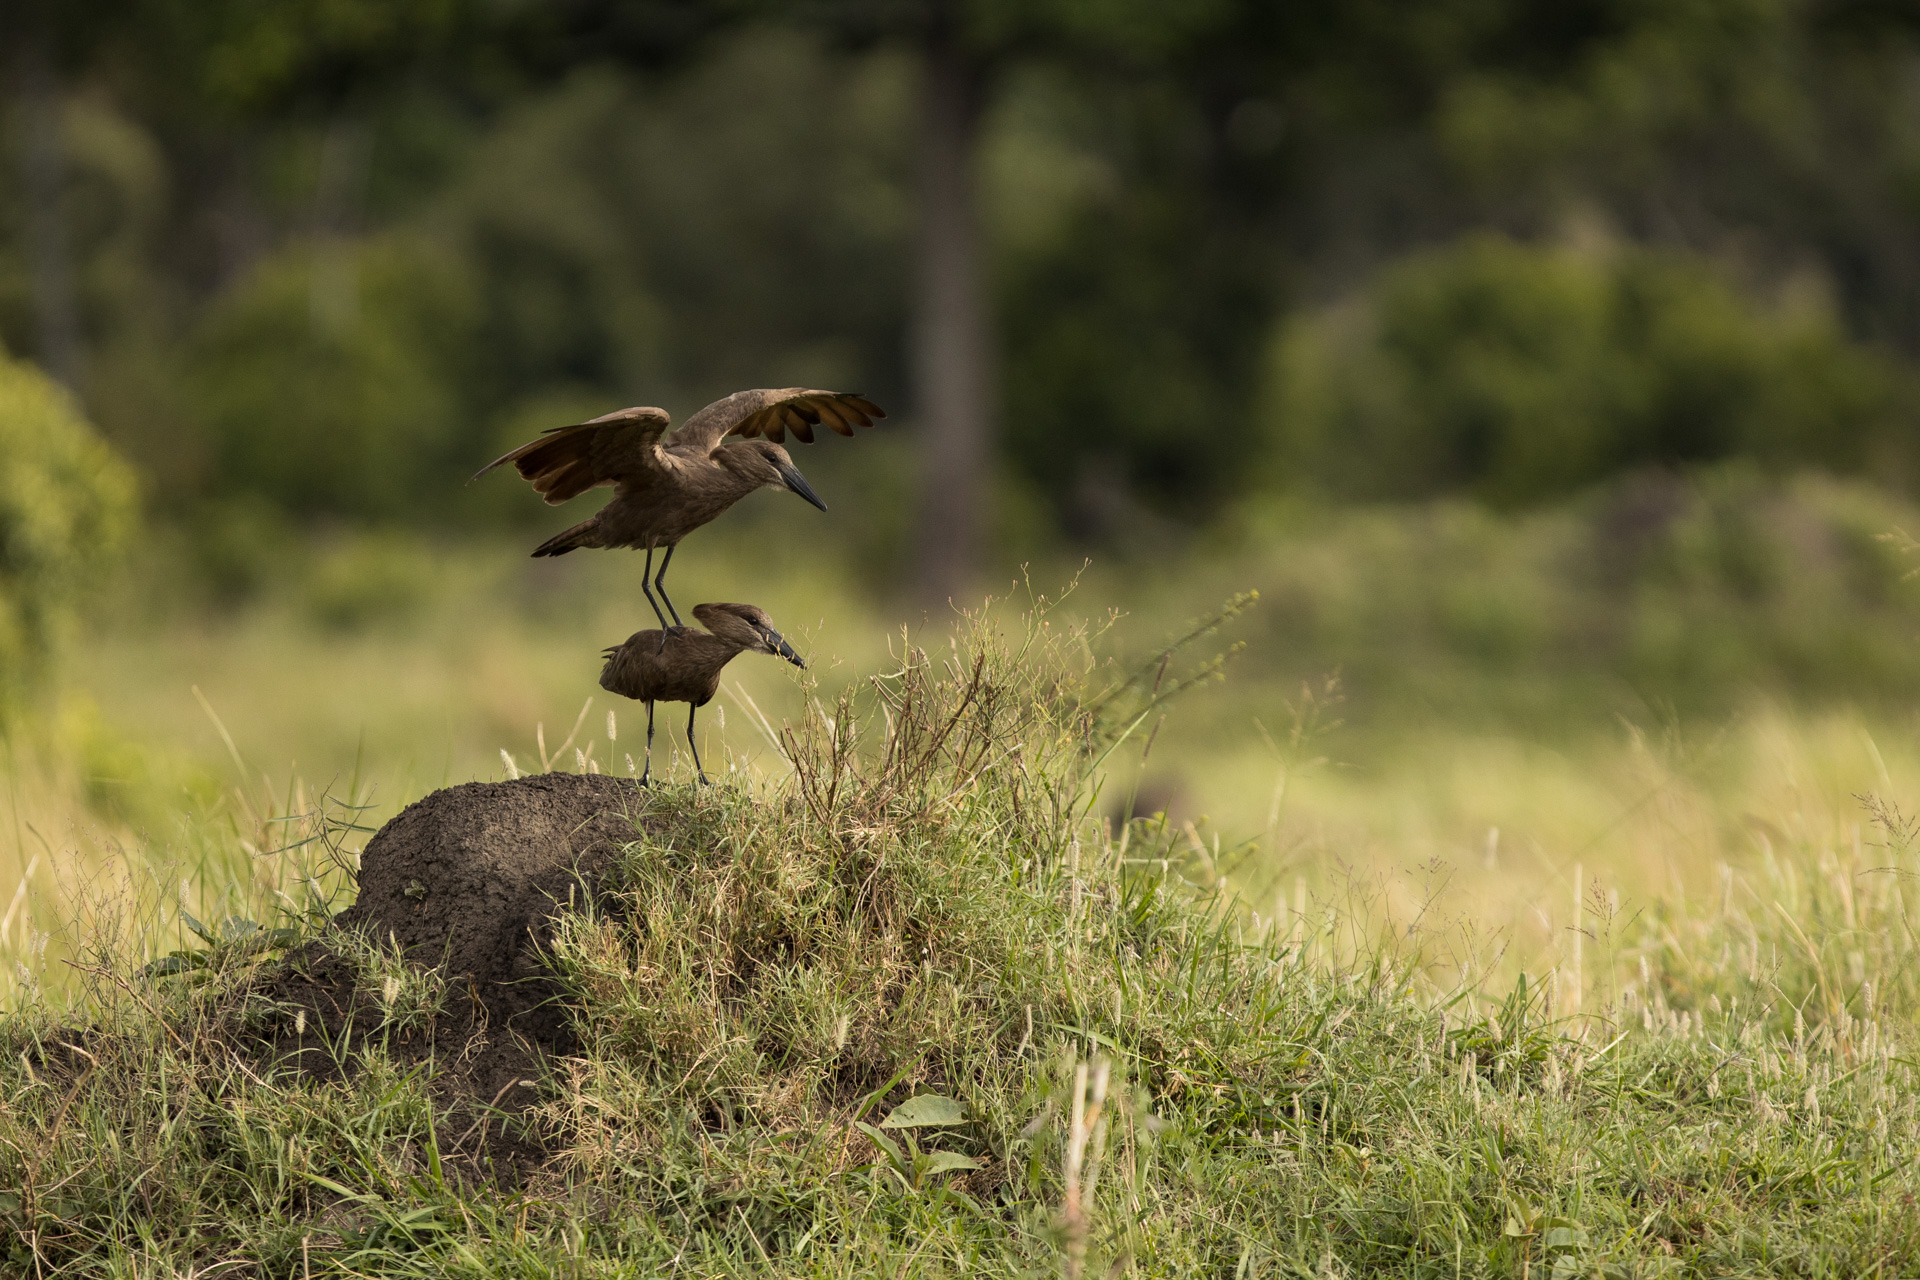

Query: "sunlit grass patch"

xmin=1174 ymin=701 xmax=1920 ymax=1036
xmin=0 ymin=695 xmax=366 ymax=1009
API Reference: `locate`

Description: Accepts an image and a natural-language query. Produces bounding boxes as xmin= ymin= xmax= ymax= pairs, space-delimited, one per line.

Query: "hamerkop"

xmin=475 ymin=388 xmax=884 ymax=631
xmin=599 ymin=602 xmax=804 ymax=785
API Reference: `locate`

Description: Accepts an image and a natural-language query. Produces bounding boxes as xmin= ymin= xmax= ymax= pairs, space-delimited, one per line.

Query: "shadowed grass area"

xmin=2 ymin=601 xmax=1918 ymax=1276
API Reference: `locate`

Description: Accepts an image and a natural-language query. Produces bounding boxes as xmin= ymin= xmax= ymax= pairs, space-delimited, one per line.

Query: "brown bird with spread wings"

xmin=475 ymin=388 xmax=885 ymax=630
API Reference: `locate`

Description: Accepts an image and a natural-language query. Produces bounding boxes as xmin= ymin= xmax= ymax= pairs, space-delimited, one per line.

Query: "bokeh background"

xmin=7 ymin=0 xmax=1920 ymax=999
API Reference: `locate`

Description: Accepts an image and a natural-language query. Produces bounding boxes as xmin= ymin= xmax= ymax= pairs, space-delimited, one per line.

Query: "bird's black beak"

xmin=768 ymin=629 xmax=805 ymax=669
xmin=777 ymin=461 xmax=828 ymax=512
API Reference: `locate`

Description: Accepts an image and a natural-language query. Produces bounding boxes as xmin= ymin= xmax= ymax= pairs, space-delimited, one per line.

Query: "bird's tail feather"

xmin=531 ymin=517 xmax=598 ymax=557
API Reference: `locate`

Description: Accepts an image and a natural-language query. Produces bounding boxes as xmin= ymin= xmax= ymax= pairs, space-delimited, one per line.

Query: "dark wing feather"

xmin=813 ymin=401 xmax=855 ymax=433
xmin=780 ymin=404 xmax=817 ymax=444
xmin=669 ymin=388 xmax=887 ymax=453
xmin=472 ymin=406 xmax=673 ymax=504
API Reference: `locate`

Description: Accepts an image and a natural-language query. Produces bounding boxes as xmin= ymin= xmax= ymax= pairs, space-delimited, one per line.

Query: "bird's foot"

xmin=637 ymin=772 xmax=651 ymax=788
xmin=696 ymin=772 xmax=712 ymax=786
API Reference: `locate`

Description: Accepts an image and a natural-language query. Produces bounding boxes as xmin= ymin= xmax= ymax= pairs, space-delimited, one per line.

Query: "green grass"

xmin=2 ymin=600 xmax=1917 ymax=1277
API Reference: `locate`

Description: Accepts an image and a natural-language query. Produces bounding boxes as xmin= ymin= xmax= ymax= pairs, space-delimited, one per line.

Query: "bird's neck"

xmin=711 ymin=444 xmax=777 ymax=492
xmin=698 ymin=626 xmax=757 ymax=655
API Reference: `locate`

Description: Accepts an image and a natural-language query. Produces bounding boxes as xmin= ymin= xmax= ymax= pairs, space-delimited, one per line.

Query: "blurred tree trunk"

xmin=911 ymin=1 xmax=989 ymax=607
xmin=14 ymin=37 xmax=82 ymax=391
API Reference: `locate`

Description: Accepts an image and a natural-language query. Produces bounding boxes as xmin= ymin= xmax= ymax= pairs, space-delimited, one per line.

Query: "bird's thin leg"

xmin=686 ymin=703 xmax=709 ymax=785
xmin=653 ymin=543 xmax=683 ymax=653
xmin=655 ymin=544 xmax=683 ymax=627
xmin=639 ymin=701 xmax=655 ymax=787
xmin=639 ymin=545 xmax=667 ymax=632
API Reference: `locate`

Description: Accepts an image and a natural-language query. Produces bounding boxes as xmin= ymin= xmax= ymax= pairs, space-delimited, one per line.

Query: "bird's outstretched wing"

xmin=671 ymin=388 xmax=885 ymax=453
xmin=471 ymin=406 xmax=673 ymax=505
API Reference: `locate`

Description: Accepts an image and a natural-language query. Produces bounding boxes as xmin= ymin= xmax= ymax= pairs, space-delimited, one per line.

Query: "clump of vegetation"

xmin=186 ymin=237 xmax=478 ymax=522
xmin=1177 ymin=464 xmax=1920 ymax=734
xmin=0 ymin=351 xmax=138 ymax=714
xmin=1 ymin=598 xmax=1917 ymax=1275
xmin=1266 ymin=235 xmax=1915 ymax=506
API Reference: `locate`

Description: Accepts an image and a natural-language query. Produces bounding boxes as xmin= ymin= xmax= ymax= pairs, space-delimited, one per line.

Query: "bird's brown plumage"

xmin=482 ymin=405 xmax=673 ymax=506
xmin=474 ymin=388 xmax=885 ymax=629
xmin=474 ymin=388 xmax=882 ymax=540
xmin=680 ymin=388 xmax=884 ymax=449
xmin=599 ymin=603 xmax=804 ymax=784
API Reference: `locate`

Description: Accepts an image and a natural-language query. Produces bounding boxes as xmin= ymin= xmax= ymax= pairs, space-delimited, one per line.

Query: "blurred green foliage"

xmin=1199 ymin=465 xmax=1920 ymax=733
xmin=0 ymin=348 xmax=137 ymax=711
xmin=188 ymin=236 xmax=476 ymax=518
xmin=299 ymin=530 xmax=441 ymax=631
xmin=6 ymin=0 xmax=1918 ymax=731
xmin=7 ymin=0 xmax=1920 ymax=550
xmin=441 ymin=45 xmax=910 ymax=436
xmin=1265 ymin=237 xmax=1914 ymax=506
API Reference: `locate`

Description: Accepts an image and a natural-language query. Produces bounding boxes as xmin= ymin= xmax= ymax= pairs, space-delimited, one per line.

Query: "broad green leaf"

xmin=179 ymin=910 xmax=217 ymax=945
xmin=880 ymin=1094 xmax=968 ymax=1128
xmin=854 ymin=1121 xmax=905 ymax=1165
xmin=142 ymin=952 xmax=206 ymax=978
xmin=920 ymin=1151 xmax=983 ymax=1176
xmin=220 ymin=917 xmax=260 ymax=941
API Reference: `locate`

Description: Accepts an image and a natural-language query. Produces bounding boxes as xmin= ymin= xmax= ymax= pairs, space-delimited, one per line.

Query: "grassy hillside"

xmin=16 ymin=465 xmax=1918 ymax=1009
xmin=1 ymin=601 xmax=1915 ymax=1276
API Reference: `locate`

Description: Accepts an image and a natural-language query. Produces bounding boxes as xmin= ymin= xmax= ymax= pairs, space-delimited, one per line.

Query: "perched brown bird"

xmin=599 ymin=602 xmax=804 ymax=785
xmin=475 ymin=388 xmax=885 ymax=631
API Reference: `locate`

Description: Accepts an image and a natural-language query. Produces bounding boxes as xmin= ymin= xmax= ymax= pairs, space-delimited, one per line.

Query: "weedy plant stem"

xmin=1572 ymin=860 xmax=1583 ymax=1022
xmin=1060 ymin=1057 xmax=1112 ymax=1280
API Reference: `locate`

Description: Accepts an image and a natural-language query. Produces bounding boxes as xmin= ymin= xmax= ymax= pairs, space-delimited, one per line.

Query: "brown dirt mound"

xmin=258 ymin=772 xmax=650 ymax=1177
